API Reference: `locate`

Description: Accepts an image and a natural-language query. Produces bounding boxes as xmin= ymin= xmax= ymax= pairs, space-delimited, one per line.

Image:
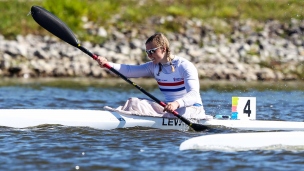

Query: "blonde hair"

xmin=145 ymin=33 xmax=175 ymax=74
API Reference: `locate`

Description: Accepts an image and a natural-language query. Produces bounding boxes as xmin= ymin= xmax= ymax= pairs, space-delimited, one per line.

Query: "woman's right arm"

xmin=96 ymin=56 xmax=155 ymax=78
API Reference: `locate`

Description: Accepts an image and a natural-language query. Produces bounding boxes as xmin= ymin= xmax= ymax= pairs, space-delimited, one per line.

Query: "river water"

xmin=0 ymin=79 xmax=303 ymax=171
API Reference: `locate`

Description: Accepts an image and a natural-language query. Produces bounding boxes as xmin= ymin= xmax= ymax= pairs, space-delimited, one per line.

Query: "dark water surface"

xmin=0 ymin=79 xmax=304 ymax=171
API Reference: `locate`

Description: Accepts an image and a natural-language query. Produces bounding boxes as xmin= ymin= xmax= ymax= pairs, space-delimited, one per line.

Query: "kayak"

xmin=179 ymin=131 xmax=304 ymax=151
xmin=0 ymin=109 xmax=189 ymax=131
xmin=1 ymin=108 xmax=304 ymax=131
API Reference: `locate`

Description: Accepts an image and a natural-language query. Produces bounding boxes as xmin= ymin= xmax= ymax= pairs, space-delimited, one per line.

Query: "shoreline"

xmin=1 ymin=77 xmax=303 ymax=91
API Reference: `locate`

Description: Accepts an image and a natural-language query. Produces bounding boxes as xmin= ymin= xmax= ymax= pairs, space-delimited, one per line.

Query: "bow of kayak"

xmin=0 ymin=109 xmax=190 ymax=131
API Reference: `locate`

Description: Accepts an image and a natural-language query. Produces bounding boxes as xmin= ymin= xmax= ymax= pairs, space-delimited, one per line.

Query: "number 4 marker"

xmin=243 ymin=100 xmax=251 ymax=117
xmin=231 ymin=97 xmax=256 ymax=120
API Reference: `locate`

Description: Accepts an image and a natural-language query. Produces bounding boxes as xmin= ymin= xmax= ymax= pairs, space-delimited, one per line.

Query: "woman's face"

xmin=145 ymin=42 xmax=166 ymax=64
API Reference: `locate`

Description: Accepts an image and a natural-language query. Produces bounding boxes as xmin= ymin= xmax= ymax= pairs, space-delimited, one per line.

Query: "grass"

xmin=1 ymin=77 xmax=304 ymax=91
xmin=0 ymin=0 xmax=304 ymax=42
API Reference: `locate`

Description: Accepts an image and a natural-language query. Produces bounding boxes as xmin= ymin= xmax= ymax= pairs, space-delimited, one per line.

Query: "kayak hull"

xmin=0 ymin=109 xmax=189 ymax=131
xmin=1 ymin=109 xmax=304 ymax=131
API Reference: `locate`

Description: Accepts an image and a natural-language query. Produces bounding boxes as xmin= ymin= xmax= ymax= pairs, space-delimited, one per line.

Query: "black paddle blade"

xmin=30 ymin=6 xmax=79 ymax=47
xmin=190 ymin=123 xmax=209 ymax=131
xmin=176 ymin=114 xmax=209 ymax=131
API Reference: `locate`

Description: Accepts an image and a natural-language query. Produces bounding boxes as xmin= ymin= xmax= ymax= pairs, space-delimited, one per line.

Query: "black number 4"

xmin=243 ymin=100 xmax=251 ymax=117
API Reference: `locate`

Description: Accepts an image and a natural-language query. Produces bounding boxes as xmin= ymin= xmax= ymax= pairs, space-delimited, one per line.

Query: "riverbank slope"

xmin=0 ymin=1 xmax=303 ymax=81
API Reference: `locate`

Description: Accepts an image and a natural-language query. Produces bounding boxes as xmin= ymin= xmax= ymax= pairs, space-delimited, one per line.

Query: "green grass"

xmin=1 ymin=0 xmax=304 ymax=42
xmin=1 ymin=77 xmax=304 ymax=91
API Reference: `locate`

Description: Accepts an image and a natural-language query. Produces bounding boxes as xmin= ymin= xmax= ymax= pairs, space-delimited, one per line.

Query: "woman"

xmin=96 ymin=33 xmax=206 ymax=119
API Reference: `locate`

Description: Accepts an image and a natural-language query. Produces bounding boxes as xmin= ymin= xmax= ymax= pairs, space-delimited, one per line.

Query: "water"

xmin=0 ymin=80 xmax=304 ymax=171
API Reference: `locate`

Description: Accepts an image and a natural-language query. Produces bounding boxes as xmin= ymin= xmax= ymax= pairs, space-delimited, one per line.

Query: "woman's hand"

xmin=95 ymin=56 xmax=108 ymax=68
xmin=163 ymin=101 xmax=180 ymax=113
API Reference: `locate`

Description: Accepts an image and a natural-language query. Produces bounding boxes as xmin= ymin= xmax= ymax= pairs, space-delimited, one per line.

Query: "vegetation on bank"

xmin=0 ymin=0 xmax=304 ymax=42
xmin=1 ymin=78 xmax=304 ymax=91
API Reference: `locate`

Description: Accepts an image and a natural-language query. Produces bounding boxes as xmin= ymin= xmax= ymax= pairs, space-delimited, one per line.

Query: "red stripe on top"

xmin=157 ymin=81 xmax=184 ymax=86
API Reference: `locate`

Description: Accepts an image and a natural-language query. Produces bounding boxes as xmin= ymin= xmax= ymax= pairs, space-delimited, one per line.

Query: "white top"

xmin=154 ymin=60 xmax=188 ymax=102
xmin=108 ymin=56 xmax=203 ymax=108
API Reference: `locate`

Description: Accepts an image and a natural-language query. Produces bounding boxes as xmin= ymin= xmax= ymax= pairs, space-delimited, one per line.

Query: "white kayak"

xmin=179 ymin=131 xmax=304 ymax=151
xmin=0 ymin=109 xmax=189 ymax=131
xmin=1 ymin=109 xmax=304 ymax=131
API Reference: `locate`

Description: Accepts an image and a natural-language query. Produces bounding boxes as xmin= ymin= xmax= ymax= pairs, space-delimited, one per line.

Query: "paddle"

xmin=29 ymin=5 xmax=209 ymax=131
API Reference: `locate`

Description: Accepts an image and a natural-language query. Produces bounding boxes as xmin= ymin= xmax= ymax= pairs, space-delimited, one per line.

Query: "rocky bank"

xmin=0 ymin=18 xmax=304 ymax=81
